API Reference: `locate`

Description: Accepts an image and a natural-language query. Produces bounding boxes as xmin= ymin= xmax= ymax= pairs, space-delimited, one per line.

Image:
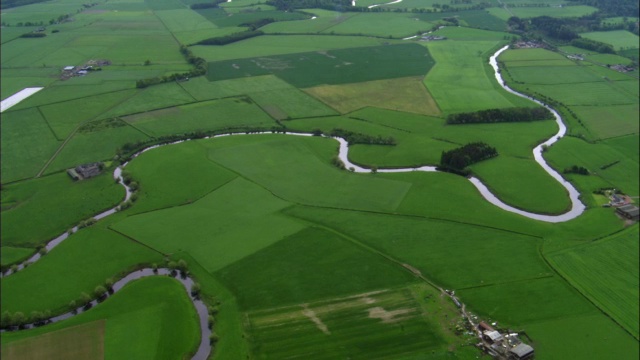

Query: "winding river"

xmin=2 ymin=45 xmax=586 ymax=358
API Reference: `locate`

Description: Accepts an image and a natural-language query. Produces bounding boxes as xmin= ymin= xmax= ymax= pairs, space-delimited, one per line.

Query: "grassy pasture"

xmin=45 ymin=122 xmax=150 ymax=174
xmin=471 ymin=156 xmax=572 ymax=214
xmin=428 ymin=26 xmax=511 ymax=41
xmin=1 ymin=171 xmax=123 ymax=248
xmin=424 ymin=40 xmax=532 ymax=113
xmin=0 ymin=0 xmax=89 ymax=26
xmin=318 ymin=12 xmax=435 ymax=38
xmin=244 ymin=285 xmax=462 ymax=359
xmin=580 ymin=30 xmax=640 ymax=51
xmin=528 ymin=82 xmax=637 ymax=106
xmin=545 ymin=135 xmax=639 ymax=195
xmin=204 ymin=135 xmax=412 ymax=212
xmin=458 ymin=276 xmax=596 ymax=326
xmin=248 ymin=87 xmax=338 ymax=119
xmin=0 ymin=107 xmax=61 ymax=183
xmin=500 ymin=48 xmax=572 ymax=61
xmin=216 ymin=227 xmax=418 ymax=310
xmin=526 ymin=314 xmax=639 ymax=360
xmin=303 ymin=76 xmax=441 ymax=115
xmin=0 ymin=70 xmax=58 ymax=101
xmin=261 ymin=9 xmax=358 ymax=34
xmin=604 ymin=134 xmax=639 ymax=164
xmin=122 ymin=140 xmax=238 ymax=214
xmin=144 ymin=0 xmax=185 ymax=11
xmin=191 ymin=35 xmax=394 ymax=62
xmin=285 ymin=206 xmax=549 ymax=289
xmin=571 ymin=104 xmax=639 ymax=140
xmin=488 ymin=5 xmax=598 ymax=20
xmin=0 ymin=224 xmax=163 ymax=314
xmin=154 ymin=9 xmax=218 ymax=33
xmin=507 ymin=65 xmax=605 ymax=84
xmin=1 ymin=277 xmax=200 ymax=360
xmin=102 ymin=82 xmax=195 ymax=118
xmin=1 ymin=320 xmax=105 ymax=360
xmin=415 ymin=10 xmax=507 ymax=32
xmin=587 ymin=53 xmax=635 ymax=66
xmin=0 ymin=247 xmax=35 ymax=267
xmin=111 ymin=177 xmax=305 ymax=272
xmin=207 ymin=43 xmax=435 ymax=88
xmin=122 ymin=96 xmax=276 ymax=137
xmin=209 ymin=10 xmax=309 ymax=28
xmin=218 ymin=0 xmax=268 ymax=7
xmin=547 ymin=225 xmax=639 ymax=338
xmin=39 ymin=89 xmax=136 ymax=139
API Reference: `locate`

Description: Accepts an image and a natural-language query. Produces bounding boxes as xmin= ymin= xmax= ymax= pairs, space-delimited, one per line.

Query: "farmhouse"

xmin=483 ymin=330 xmax=504 ymax=344
xmin=63 ymin=66 xmax=75 ymax=72
xmin=67 ymin=162 xmax=103 ymax=180
xmin=616 ymin=204 xmax=639 ymax=221
xmin=508 ymin=343 xmax=534 ymax=360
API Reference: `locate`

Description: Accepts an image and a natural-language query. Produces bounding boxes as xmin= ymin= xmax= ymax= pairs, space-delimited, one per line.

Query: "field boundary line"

xmin=454 ymin=274 xmax=555 ymax=291
xmin=10 ymin=88 xmax=134 ymax=112
xmin=107 ymin=226 xmax=168 ymax=256
xmin=124 ymin=121 xmax=155 ymax=139
xmin=288 ymin=203 xmax=543 ymax=239
xmin=37 ymin=106 xmax=64 ymax=141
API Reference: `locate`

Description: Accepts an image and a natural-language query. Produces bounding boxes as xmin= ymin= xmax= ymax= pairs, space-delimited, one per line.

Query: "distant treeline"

xmin=1 ymin=0 xmax=47 ymax=9
xmin=267 ymin=0 xmax=351 ymax=11
xmin=438 ymin=142 xmax=497 ymax=175
xmin=136 ymin=46 xmax=206 ymax=88
xmin=446 ymin=107 xmax=553 ymax=124
xmin=195 ymin=30 xmax=264 ymax=46
xmin=570 ymin=37 xmax=615 ymax=54
xmin=190 ymin=0 xmax=226 ymax=9
xmin=20 ymin=32 xmax=46 ymax=38
xmin=329 ymin=128 xmax=396 ymax=146
xmin=240 ymin=18 xmax=276 ymax=30
xmin=571 ymin=0 xmax=638 ymax=17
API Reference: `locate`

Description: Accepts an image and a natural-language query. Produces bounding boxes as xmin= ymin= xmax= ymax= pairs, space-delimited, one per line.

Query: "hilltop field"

xmin=1 ymin=0 xmax=638 ymax=359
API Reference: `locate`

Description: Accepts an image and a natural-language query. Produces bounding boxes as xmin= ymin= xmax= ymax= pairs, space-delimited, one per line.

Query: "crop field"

xmin=547 ymin=225 xmax=639 ymax=338
xmin=207 ymin=43 xmax=435 ymax=88
xmin=2 ymin=0 xmax=639 ymax=359
xmin=487 ymin=5 xmax=598 ymax=20
xmin=243 ymin=285 xmax=465 ymax=359
xmin=580 ymin=30 xmax=640 ymax=51
xmin=122 ymin=97 xmax=277 ymax=137
xmin=303 ymin=76 xmax=441 ymax=115
xmin=1 ymin=277 xmax=199 ymax=360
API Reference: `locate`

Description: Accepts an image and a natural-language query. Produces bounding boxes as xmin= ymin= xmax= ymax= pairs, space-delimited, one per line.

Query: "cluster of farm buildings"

xmin=61 ymin=59 xmax=110 ymax=80
xmin=67 ymin=162 xmax=103 ymax=181
xmin=477 ymin=321 xmax=534 ymax=360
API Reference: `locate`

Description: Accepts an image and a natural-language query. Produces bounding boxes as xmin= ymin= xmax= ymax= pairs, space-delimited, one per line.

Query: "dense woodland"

xmin=447 ymin=107 xmax=553 ymax=125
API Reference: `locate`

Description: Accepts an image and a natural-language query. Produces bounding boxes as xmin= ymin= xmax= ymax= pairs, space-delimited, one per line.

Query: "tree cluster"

xmin=570 ymin=0 xmax=638 ymax=17
xmin=570 ymin=37 xmax=615 ymax=53
xmin=563 ymin=165 xmax=589 ymax=175
xmin=239 ymin=18 xmax=275 ymax=31
xmin=329 ymin=128 xmax=396 ymax=146
xmin=190 ymin=0 xmax=226 ymax=9
xmin=20 ymin=32 xmax=46 ymax=38
xmin=195 ymin=30 xmax=264 ymax=46
xmin=446 ymin=107 xmax=553 ymax=124
xmin=439 ymin=142 xmax=498 ymax=175
xmin=267 ymin=0 xmax=351 ymax=11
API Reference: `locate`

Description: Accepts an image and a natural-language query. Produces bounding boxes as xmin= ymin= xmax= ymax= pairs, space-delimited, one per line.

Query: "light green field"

xmin=604 ymin=134 xmax=639 ymax=164
xmin=0 ymin=224 xmax=163 ymax=314
xmin=101 ymin=82 xmax=196 ymax=118
xmin=528 ymin=81 xmax=637 ymax=106
xmin=262 ymin=9 xmax=358 ymax=34
xmin=111 ymin=177 xmax=306 ymax=272
xmin=587 ymin=53 xmax=635 ymax=66
xmin=285 ymin=206 xmax=549 ymax=289
xmin=122 ymin=97 xmax=276 ymax=137
xmin=430 ymin=26 xmax=511 ymax=41
xmin=303 ymin=76 xmax=441 ymax=116
xmin=581 ymin=30 xmax=640 ymax=51
xmin=0 ymin=0 xmax=90 ymax=26
xmin=1 ymin=171 xmax=123 ymax=248
xmin=122 ymin=141 xmax=237 ymax=214
xmin=508 ymin=65 xmax=605 ymax=84
xmin=547 ymin=225 xmax=639 ymax=338
xmin=0 ymin=107 xmax=61 ymax=183
xmin=425 ymin=40 xmax=532 ymax=113
xmin=318 ymin=12 xmax=434 ymax=38
xmin=39 ymin=89 xmax=137 ymax=139
xmin=204 ymin=135 xmax=413 ymax=212
xmin=571 ymin=104 xmax=639 ymax=139
xmin=1 ymin=277 xmax=200 ymax=360
xmin=488 ymin=5 xmax=597 ymax=20
xmin=190 ymin=35 xmax=393 ymax=62
xmin=500 ymin=47 xmax=574 ymax=62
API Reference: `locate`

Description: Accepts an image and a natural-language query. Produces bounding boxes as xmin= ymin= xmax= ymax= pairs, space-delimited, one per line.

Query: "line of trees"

xmin=190 ymin=0 xmax=226 ymax=9
xmin=438 ymin=142 xmax=498 ymax=176
xmin=328 ymin=128 xmax=396 ymax=146
xmin=446 ymin=107 xmax=553 ymax=124
xmin=195 ymin=30 xmax=264 ymax=46
xmin=570 ymin=37 xmax=615 ymax=54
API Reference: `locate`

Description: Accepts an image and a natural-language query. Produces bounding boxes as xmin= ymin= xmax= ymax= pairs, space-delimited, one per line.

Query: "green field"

xmin=207 ymin=43 xmax=435 ymax=88
xmin=580 ymin=30 xmax=640 ymax=51
xmin=547 ymin=225 xmax=640 ymax=338
xmin=1 ymin=0 xmax=638 ymax=359
xmin=1 ymin=276 xmax=200 ymax=360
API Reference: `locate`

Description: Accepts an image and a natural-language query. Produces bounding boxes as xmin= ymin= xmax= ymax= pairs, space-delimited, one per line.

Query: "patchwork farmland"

xmin=1 ymin=0 xmax=638 ymax=359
